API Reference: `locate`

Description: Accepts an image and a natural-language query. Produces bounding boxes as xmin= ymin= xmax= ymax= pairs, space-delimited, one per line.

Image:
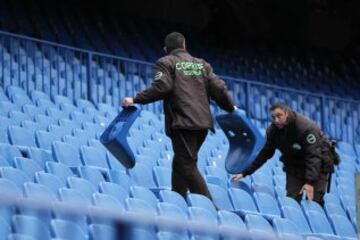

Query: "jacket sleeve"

xmin=204 ymin=63 xmax=235 ymax=112
xmin=242 ymin=128 xmax=276 ymax=177
xmin=133 ymin=60 xmax=173 ymax=104
xmin=301 ymin=128 xmax=323 ymax=183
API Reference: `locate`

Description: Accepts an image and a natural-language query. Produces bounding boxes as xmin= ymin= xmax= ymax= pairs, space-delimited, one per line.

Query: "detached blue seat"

xmin=216 ymin=109 xmax=265 ymax=174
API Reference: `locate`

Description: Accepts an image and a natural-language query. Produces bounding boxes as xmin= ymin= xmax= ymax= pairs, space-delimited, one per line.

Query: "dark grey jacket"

xmin=243 ymin=111 xmax=334 ymax=182
xmin=134 ymin=48 xmax=234 ymax=136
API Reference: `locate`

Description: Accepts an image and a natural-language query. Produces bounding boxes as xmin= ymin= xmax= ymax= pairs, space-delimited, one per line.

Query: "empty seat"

xmin=51 ymin=219 xmax=88 ymax=240
xmin=48 ymin=124 xmax=72 ymax=138
xmin=89 ymin=224 xmax=116 ymax=240
xmin=22 ymin=104 xmax=45 ymax=118
xmin=92 ymin=193 xmax=124 ymax=212
xmin=245 ymin=214 xmax=277 ymax=240
xmin=34 ymin=114 xmax=58 ymax=127
xmin=228 ymin=188 xmax=259 ymax=216
xmin=46 ymin=107 xmax=69 ymax=119
xmin=218 ymin=210 xmax=248 ymax=239
xmin=45 ymin=161 xmax=75 ymax=185
xmin=12 ymin=215 xmax=51 ymax=240
xmin=53 ymin=95 xmax=74 ymax=106
xmin=78 ymin=166 xmax=107 ymax=186
xmin=157 ymin=202 xmax=188 ymax=236
xmin=281 ymin=206 xmax=312 ymax=234
xmin=34 ymin=172 xmax=64 ymax=195
xmin=0 ymin=167 xmax=31 ymax=189
xmin=207 ymin=183 xmax=233 ymax=211
xmin=70 ymin=111 xmax=89 ymax=123
xmin=125 ymin=198 xmax=156 ymax=216
xmin=80 ymin=145 xmax=109 ymax=170
xmin=109 ymin=170 xmax=132 ymax=192
xmin=35 ymin=99 xmax=56 ymax=109
xmin=130 ymin=186 xmax=159 ymax=210
xmin=35 ymin=131 xmax=59 ymax=151
xmin=153 ymin=166 xmax=171 ymax=190
xmin=99 ymin=182 xmax=129 ymax=206
xmin=76 ymin=98 xmax=95 ymax=110
xmin=272 ymin=217 xmax=303 ymax=240
xmin=11 ymin=94 xmax=32 ymax=107
xmin=188 ymin=207 xmax=218 ymax=239
xmin=67 ymin=176 xmax=97 ymax=201
xmin=14 ymin=157 xmax=43 ymax=179
xmin=27 ymin=148 xmax=54 ymax=168
xmin=159 ymin=190 xmax=188 ymax=214
xmin=128 ymin=163 xmax=157 ymax=190
xmin=187 ymin=193 xmax=217 ymax=217
xmin=30 ymin=90 xmax=50 ymax=102
xmin=8 ymin=126 xmax=36 ymax=147
xmin=52 ymin=141 xmax=82 ymax=168
xmin=253 ymin=192 xmax=282 ymax=219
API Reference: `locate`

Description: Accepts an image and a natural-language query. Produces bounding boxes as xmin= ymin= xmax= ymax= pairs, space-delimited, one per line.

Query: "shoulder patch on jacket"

xmin=306 ymin=133 xmax=316 ymax=144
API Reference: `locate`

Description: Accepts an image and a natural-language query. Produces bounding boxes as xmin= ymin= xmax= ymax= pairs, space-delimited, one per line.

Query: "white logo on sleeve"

xmin=306 ymin=134 xmax=316 ymax=144
xmin=154 ymin=72 xmax=163 ymax=80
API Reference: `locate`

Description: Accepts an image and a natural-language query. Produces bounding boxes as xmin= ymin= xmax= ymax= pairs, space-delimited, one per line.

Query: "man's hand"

xmin=122 ymin=97 xmax=134 ymax=107
xmin=300 ymin=183 xmax=314 ymax=201
xmin=231 ymin=173 xmax=244 ymax=182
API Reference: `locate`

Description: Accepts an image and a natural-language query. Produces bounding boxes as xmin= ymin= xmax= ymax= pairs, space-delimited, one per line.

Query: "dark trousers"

xmin=170 ymin=129 xmax=212 ymax=200
xmin=286 ymin=172 xmax=329 ymax=206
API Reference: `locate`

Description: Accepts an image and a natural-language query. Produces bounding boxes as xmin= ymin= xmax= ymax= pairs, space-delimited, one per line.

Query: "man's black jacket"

xmin=242 ymin=111 xmax=334 ymax=182
xmin=134 ymin=48 xmax=234 ymax=136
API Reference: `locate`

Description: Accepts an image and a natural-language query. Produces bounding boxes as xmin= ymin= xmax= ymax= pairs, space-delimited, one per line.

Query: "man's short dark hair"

xmin=270 ymin=102 xmax=291 ymax=112
xmin=164 ymin=32 xmax=185 ymax=53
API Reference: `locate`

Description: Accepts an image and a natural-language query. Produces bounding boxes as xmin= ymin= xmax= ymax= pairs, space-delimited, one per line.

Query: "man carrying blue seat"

xmin=232 ymin=102 xmax=339 ymax=206
xmin=122 ymin=32 xmax=235 ymax=200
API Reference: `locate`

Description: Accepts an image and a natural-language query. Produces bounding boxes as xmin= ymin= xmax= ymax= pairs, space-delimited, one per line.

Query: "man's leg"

xmin=313 ymin=173 xmax=329 ymax=207
xmin=286 ymin=172 xmax=305 ymax=203
xmin=171 ymin=129 xmax=212 ymax=200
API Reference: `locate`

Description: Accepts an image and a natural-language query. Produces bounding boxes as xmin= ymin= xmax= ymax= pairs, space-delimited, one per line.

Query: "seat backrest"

xmin=58 ymin=188 xmax=91 ymax=206
xmin=0 ymin=167 xmax=31 ymax=189
xmin=78 ymin=166 xmax=107 ymax=186
xmin=80 ymin=145 xmax=109 ymax=169
xmin=0 ymin=178 xmax=22 ymax=197
xmin=51 ymin=219 xmax=87 ymax=240
xmin=35 ymin=172 xmax=64 ymax=195
xmin=217 ymin=210 xmax=246 ymax=231
xmin=24 ymin=182 xmax=56 ymax=201
xmin=26 ymin=147 xmax=53 ymax=168
xmin=45 ymin=161 xmax=75 ymax=185
xmin=254 ymin=192 xmax=281 ymax=217
xmin=187 ymin=193 xmax=217 ymax=218
xmin=125 ymin=197 xmax=156 ymax=215
xmin=128 ymin=163 xmax=156 ymax=189
xmin=159 ymin=190 xmax=188 ymax=214
xmin=8 ymin=126 xmax=36 ymax=147
xmin=89 ymin=224 xmax=116 ymax=240
xmin=152 ymin=166 xmax=171 ymax=190
xmin=0 ymin=143 xmax=22 ymax=165
xmin=130 ymin=186 xmax=159 ymax=209
xmin=207 ymin=184 xmax=233 ymax=211
xmin=99 ymin=182 xmax=128 ymax=205
xmin=188 ymin=206 xmax=218 ymax=227
xmin=52 ymin=141 xmax=82 ymax=168
xmin=328 ymin=214 xmax=357 ymax=238
xmin=281 ymin=206 xmax=312 ymax=234
xmin=245 ymin=214 xmax=276 ymax=239
xmin=306 ymin=210 xmax=334 ymax=235
xmin=67 ymin=176 xmax=97 ymax=201
xmin=228 ymin=188 xmax=258 ymax=213
xmin=12 ymin=215 xmax=51 ymax=240
xmin=92 ymin=193 xmax=124 ymax=211
xmin=14 ymin=157 xmax=42 ymax=179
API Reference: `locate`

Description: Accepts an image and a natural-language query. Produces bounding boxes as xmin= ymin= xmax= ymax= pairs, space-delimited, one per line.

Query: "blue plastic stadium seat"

xmin=14 ymin=157 xmax=43 ymax=179
xmin=35 ymin=99 xmax=56 ymax=110
xmin=187 ymin=193 xmax=217 ymax=218
xmin=30 ymin=90 xmax=50 ymax=102
xmin=128 ymin=163 xmax=158 ymax=191
xmin=34 ymin=114 xmax=58 ymax=127
xmin=281 ymin=206 xmax=312 ymax=235
xmin=253 ymin=192 xmax=282 ymax=219
xmin=0 ymin=143 xmax=22 ymax=165
xmin=53 ymin=95 xmax=73 ymax=107
xmin=125 ymin=198 xmax=157 ymax=216
xmin=328 ymin=214 xmax=357 ymax=239
xmin=99 ymin=182 xmax=129 ymax=206
xmin=12 ymin=215 xmax=51 ymax=240
xmin=35 ymin=131 xmax=59 ymax=151
xmin=52 ymin=141 xmax=82 ymax=168
xmin=34 ymin=172 xmax=64 ymax=195
xmin=157 ymin=202 xmax=188 ymax=237
xmin=70 ymin=111 xmax=89 ymax=124
xmin=305 ymin=210 xmax=340 ymax=239
xmin=6 ymin=86 xmax=27 ymax=98
xmin=153 ymin=166 xmax=171 ymax=190
xmin=45 ymin=161 xmax=75 ymax=185
xmin=207 ymin=184 xmax=234 ymax=211
xmin=78 ymin=166 xmax=108 ymax=186
xmin=0 ymin=101 xmax=21 ymax=116
xmin=45 ymin=108 xmax=69 ymax=121
xmin=188 ymin=206 xmax=218 ymax=239
xmin=48 ymin=124 xmax=72 ymax=138
xmin=80 ymin=145 xmax=109 ymax=170
xmin=228 ymin=188 xmax=260 ymax=217
xmin=89 ymin=224 xmax=117 ymax=240
xmin=51 ymin=219 xmax=88 ymax=240
xmin=0 ymin=167 xmax=31 ymax=189
xmin=22 ymin=104 xmax=45 ymax=118
xmin=58 ymin=118 xmax=82 ymax=129
xmin=216 ymin=109 xmax=265 ymax=174
xmin=130 ymin=186 xmax=159 ymax=210
xmin=217 ymin=210 xmax=248 ymax=239
xmin=205 ymin=175 xmax=227 ymax=190
xmin=272 ymin=217 xmax=303 ymax=240
xmin=159 ymin=190 xmax=189 ymax=214
xmin=67 ymin=176 xmax=97 ymax=201
xmin=11 ymin=94 xmax=32 ymax=107
xmin=8 ymin=126 xmax=37 ymax=148
xmin=244 ymin=214 xmax=277 ymax=240
xmin=62 ymin=135 xmax=88 ymax=150
xmin=108 ymin=170 xmax=132 ymax=192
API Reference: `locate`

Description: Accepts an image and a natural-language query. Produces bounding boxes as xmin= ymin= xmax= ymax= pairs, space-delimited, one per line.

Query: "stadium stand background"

xmin=0 ymin=0 xmax=359 ymax=239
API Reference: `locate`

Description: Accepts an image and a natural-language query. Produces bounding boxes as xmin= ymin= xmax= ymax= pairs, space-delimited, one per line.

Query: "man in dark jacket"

xmin=122 ymin=32 xmax=235 ymax=200
xmin=232 ymin=102 xmax=336 ymax=206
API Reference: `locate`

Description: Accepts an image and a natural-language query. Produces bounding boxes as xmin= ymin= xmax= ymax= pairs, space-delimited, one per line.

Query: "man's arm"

xmin=205 ymin=63 xmax=235 ymax=112
xmin=133 ymin=60 xmax=173 ymax=104
xmin=233 ymin=129 xmax=276 ymax=181
xmin=302 ymin=129 xmax=323 ymax=183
